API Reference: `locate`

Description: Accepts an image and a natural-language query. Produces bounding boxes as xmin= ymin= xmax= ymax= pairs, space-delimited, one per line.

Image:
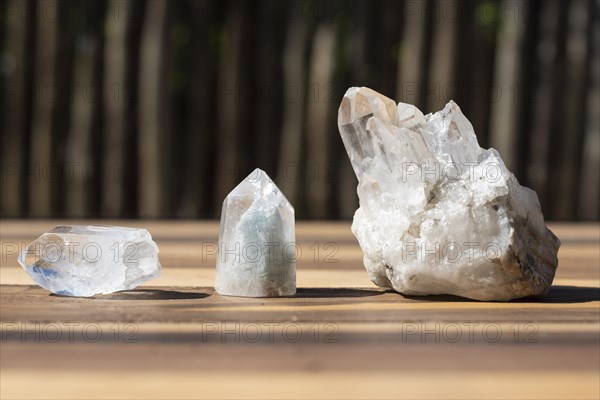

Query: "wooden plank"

xmin=0 ymin=221 xmax=598 ymax=399
xmin=0 ymin=283 xmax=598 ymax=323
xmin=2 ymin=323 xmax=599 ymax=368
xmin=2 ymin=370 xmax=597 ymax=400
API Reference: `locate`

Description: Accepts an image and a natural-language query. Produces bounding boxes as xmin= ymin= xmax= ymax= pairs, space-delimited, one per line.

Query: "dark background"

xmin=1 ymin=0 xmax=598 ymax=219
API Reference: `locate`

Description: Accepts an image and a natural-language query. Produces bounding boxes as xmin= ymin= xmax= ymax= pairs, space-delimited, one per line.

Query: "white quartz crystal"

xmin=216 ymin=168 xmax=296 ymax=297
xmin=18 ymin=225 xmax=161 ymax=297
xmin=338 ymin=87 xmax=560 ymax=301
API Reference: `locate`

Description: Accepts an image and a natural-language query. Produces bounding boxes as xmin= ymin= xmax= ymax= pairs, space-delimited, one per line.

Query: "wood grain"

xmin=0 ymin=220 xmax=598 ymax=400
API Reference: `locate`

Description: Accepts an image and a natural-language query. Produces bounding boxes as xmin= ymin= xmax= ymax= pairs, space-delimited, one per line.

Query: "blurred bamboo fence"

xmin=1 ymin=0 xmax=598 ymax=219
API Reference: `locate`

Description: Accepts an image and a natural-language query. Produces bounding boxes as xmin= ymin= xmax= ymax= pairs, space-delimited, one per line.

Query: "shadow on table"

xmin=293 ymin=288 xmax=386 ymax=298
xmin=47 ymin=287 xmax=385 ymax=300
xmin=526 ymin=285 xmax=600 ymax=304
xmin=48 ymin=286 xmax=598 ymax=303
xmin=401 ymin=285 xmax=600 ymax=304
xmin=49 ymin=289 xmax=210 ymax=300
xmin=102 ymin=289 xmax=210 ymax=300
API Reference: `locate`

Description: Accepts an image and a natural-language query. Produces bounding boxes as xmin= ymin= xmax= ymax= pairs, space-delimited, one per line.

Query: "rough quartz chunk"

xmin=18 ymin=225 xmax=161 ymax=297
xmin=216 ymin=168 xmax=296 ymax=297
xmin=338 ymin=87 xmax=560 ymax=301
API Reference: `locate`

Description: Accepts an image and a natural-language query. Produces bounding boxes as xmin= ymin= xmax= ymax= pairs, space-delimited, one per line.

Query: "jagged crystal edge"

xmin=17 ymin=225 xmax=161 ymax=297
xmin=338 ymin=87 xmax=560 ymax=301
xmin=215 ymin=168 xmax=296 ymax=297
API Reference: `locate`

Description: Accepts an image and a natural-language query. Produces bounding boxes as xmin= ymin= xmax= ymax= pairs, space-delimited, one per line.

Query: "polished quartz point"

xmin=17 ymin=225 xmax=161 ymax=297
xmin=216 ymin=168 xmax=296 ymax=297
xmin=338 ymin=87 xmax=560 ymax=301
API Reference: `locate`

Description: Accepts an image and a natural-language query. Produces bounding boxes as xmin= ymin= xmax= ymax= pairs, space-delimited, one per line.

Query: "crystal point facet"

xmin=338 ymin=87 xmax=561 ymax=301
xmin=17 ymin=225 xmax=161 ymax=297
xmin=216 ymin=168 xmax=296 ymax=297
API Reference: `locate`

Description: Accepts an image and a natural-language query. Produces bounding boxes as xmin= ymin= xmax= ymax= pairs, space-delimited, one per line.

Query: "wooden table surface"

xmin=0 ymin=220 xmax=598 ymax=400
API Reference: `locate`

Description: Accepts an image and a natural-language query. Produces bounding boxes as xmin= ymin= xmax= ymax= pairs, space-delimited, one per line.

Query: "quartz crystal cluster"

xmin=338 ymin=87 xmax=560 ymax=301
xmin=216 ymin=168 xmax=296 ymax=297
xmin=18 ymin=225 xmax=161 ymax=297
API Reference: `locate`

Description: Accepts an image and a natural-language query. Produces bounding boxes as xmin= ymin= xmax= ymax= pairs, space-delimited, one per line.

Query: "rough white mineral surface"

xmin=18 ymin=225 xmax=161 ymax=297
xmin=216 ymin=168 xmax=296 ymax=297
xmin=338 ymin=87 xmax=560 ymax=301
